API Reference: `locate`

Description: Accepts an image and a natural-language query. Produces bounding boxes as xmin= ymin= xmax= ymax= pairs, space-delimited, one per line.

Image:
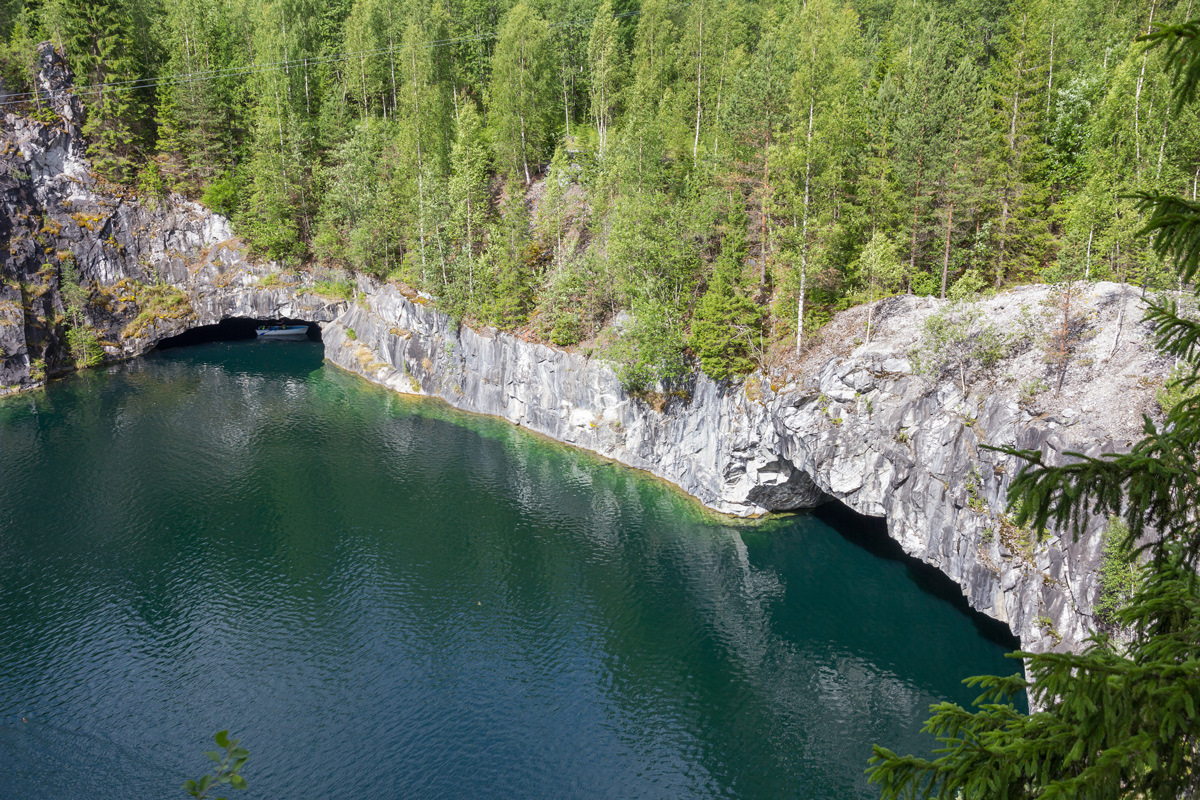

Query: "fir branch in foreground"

xmin=867 ymin=552 xmax=1200 ymax=800
xmin=1139 ymin=20 xmax=1200 ymax=113
xmin=1131 ymin=192 xmax=1200 ymax=286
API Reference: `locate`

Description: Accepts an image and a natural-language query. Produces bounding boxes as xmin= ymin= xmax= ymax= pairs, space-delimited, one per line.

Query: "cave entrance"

xmin=154 ymin=318 xmax=322 ymax=349
xmin=813 ymin=499 xmax=1020 ymax=650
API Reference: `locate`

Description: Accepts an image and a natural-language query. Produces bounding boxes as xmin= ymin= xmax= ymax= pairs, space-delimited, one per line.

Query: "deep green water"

xmin=0 ymin=341 xmax=1017 ymax=799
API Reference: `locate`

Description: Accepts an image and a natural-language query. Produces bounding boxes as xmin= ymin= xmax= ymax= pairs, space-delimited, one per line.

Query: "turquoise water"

xmin=0 ymin=341 xmax=1017 ymax=799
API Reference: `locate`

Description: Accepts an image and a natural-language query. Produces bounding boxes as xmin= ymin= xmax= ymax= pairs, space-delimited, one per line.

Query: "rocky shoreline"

xmin=318 ymin=276 xmax=1164 ymax=659
xmin=1 ymin=44 xmax=1175 ymax=660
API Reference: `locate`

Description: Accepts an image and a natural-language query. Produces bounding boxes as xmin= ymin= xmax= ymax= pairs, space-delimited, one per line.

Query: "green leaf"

xmin=229 ymin=774 xmax=248 ymax=790
xmin=214 ymin=729 xmax=230 ymax=749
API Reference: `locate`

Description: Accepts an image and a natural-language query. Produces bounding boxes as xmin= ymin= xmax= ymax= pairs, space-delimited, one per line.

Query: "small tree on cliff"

xmin=60 ymin=256 xmax=102 ymax=368
xmin=868 ymin=19 xmax=1200 ymax=800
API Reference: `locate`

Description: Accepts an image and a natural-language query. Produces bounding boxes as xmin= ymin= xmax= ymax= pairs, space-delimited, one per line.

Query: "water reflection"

xmin=0 ymin=341 xmax=1015 ymax=800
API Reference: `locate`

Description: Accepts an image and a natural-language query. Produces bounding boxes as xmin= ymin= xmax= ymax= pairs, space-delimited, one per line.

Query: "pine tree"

xmin=690 ymin=211 xmax=763 ymax=381
xmin=156 ymin=0 xmax=248 ymax=191
xmin=488 ymin=1 xmax=552 ymax=185
xmin=240 ymin=0 xmax=327 ymax=259
xmin=986 ymin=0 xmax=1054 ymax=286
xmin=587 ymin=0 xmax=622 ymax=155
xmin=857 ymin=230 xmax=904 ymax=342
xmin=722 ymin=16 xmax=794 ymax=286
xmin=394 ymin=7 xmax=453 ymax=287
xmin=781 ymin=0 xmax=863 ymax=350
xmin=613 ymin=0 xmax=677 ymax=192
xmin=487 ymin=177 xmax=537 ymax=328
xmin=448 ymin=97 xmax=492 ymax=304
xmin=894 ymin=8 xmax=955 ymax=293
xmin=47 ymin=0 xmax=145 ymax=181
xmin=933 ymin=53 xmax=986 ymax=298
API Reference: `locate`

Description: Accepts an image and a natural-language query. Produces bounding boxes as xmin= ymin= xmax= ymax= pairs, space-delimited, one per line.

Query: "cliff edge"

xmin=0 ymin=46 xmax=1177 ymax=660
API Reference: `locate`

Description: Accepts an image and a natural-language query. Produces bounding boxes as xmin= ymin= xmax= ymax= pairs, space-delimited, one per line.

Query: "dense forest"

xmin=0 ymin=0 xmax=1194 ymax=387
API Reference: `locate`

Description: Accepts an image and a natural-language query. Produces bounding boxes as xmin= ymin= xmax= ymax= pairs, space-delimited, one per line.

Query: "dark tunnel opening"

xmin=814 ymin=499 xmax=1022 ymax=651
xmin=154 ymin=318 xmax=322 ymax=349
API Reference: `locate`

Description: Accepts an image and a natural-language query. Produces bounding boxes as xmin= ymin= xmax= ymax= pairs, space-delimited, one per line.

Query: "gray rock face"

xmin=2 ymin=48 xmax=1174 ymax=664
xmin=320 ymin=279 xmax=1169 ymax=658
xmin=0 ymin=48 xmax=344 ymax=391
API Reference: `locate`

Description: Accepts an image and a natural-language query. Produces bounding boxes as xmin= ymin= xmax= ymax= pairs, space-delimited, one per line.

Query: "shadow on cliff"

xmin=816 ymin=501 xmax=1020 ymax=650
xmin=155 ymin=318 xmax=322 ymax=349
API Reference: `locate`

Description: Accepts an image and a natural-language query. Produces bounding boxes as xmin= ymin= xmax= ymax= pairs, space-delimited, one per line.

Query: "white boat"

xmin=255 ymin=324 xmax=309 ymax=339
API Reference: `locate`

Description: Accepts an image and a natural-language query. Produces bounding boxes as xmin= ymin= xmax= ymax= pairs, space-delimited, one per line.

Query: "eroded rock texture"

xmin=0 ymin=44 xmax=343 ymax=392
xmin=320 ymin=278 xmax=1168 ymax=656
xmin=2 ymin=44 xmax=1176 ymax=661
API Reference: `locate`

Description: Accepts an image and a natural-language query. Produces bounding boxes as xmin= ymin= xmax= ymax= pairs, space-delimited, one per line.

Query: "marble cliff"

xmin=1 ymin=43 xmax=1174 ymax=659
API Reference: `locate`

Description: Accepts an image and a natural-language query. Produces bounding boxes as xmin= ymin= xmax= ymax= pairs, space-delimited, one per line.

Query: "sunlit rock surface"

xmin=1 ymin=45 xmax=1175 ymax=662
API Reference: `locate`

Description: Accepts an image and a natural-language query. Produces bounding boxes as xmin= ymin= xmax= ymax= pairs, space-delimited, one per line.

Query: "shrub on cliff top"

xmin=909 ymin=301 xmax=1010 ymax=394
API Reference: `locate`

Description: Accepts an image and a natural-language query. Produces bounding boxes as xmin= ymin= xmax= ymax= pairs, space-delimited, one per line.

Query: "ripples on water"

xmin=0 ymin=341 xmax=1017 ymax=799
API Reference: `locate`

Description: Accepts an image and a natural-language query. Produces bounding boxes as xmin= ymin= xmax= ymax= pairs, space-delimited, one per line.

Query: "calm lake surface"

xmin=0 ymin=341 xmax=1017 ymax=799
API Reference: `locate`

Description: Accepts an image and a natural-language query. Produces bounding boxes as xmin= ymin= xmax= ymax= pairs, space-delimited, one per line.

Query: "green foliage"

xmin=201 ymin=171 xmax=243 ymax=220
xmin=9 ymin=0 xmax=1200 ymax=381
xmin=869 ymin=552 xmax=1200 ymax=800
xmin=484 ymin=180 xmax=540 ymax=328
xmin=65 ymin=325 xmax=103 ymax=368
xmin=549 ymin=311 xmax=583 ymax=347
xmin=690 ymin=218 xmax=763 ymax=381
xmin=47 ymin=0 xmax=150 ymax=182
xmin=137 ymin=160 xmax=168 ymax=208
xmin=489 ymin=1 xmax=552 ymax=185
xmin=122 ymin=283 xmax=191 ymax=338
xmin=183 ymin=729 xmax=249 ymax=799
xmin=59 ymin=257 xmax=103 ymax=368
xmin=857 ymin=231 xmax=905 ymax=341
xmin=1157 ymin=362 xmax=1200 ymax=412
xmin=311 ymin=280 xmax=355 ymax=302
xmin=608 ymin=294 xmax=687 ymax=392
xmin=909 ymin=301 xmax=1010 ymax=393
xmin=947 ymin=269 xmax=987 ymax=301
xmin=1095 ymin=516 xmax=1141 ymax=626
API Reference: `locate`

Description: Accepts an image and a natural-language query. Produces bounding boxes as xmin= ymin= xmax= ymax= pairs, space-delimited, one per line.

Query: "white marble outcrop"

xmin=318 ymin=280 xmax=1166 ymax=657
xmin=2 ymin=46 xmax=1176 ymax=663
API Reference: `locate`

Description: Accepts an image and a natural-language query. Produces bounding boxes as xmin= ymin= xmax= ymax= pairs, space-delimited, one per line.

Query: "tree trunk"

xmin=941 ymin=200 xmax=954 ymax=299
xmin=1134 ymin=0 xmax=1158 ymax=181
xmin=996 ymin=188 xmax=1011 ymax=288
xmin=1045 ymin=18 xmax=1055 ymax=122
xmin=798 ymin=97 xmax=813 ymax=354
xmin=561 ymin=46 xmax=571 ymax=139
xmin=519 ymin=106 xmax=531 ymax=185
xmin=692 ymin=7 xmax=703 ymax=161
xmin=1056 ymin=281 xmax=1073 ymax=393
xmin=388 ymin=8 xmax=398 ymax=112
xmin=1085 ymin=222 xmax=1094 ymax=280
xmin=411 ymin=48 xmax=428 ymax=282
